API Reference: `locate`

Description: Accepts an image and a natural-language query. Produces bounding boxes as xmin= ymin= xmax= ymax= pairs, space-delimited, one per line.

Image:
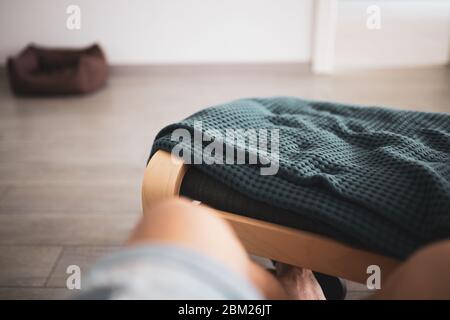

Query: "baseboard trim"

xmin=109 ymin=62 xmax=312 ymax=76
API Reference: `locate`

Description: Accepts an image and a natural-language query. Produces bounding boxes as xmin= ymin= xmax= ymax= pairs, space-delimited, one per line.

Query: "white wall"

xmin=0 ymin=0 xmax=313 ymax=65
xmin=334 ymin=0 xmax=450 ymax=70
xmin=1 ymin=0 xmax=448 ymax=69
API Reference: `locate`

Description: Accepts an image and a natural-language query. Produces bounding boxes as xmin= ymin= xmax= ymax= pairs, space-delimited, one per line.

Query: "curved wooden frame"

xmin=142 ymin=150 xmax=400 ymax=284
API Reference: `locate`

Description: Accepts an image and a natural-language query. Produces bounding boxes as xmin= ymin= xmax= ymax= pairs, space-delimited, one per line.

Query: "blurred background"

xmin=0 ymin=0 xmax=449 ymax=299
xmin=2 ymin=0 xmax=449 ymax=70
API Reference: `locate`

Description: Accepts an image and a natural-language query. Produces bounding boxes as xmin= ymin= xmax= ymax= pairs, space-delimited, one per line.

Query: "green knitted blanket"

xmin=151 ymin=97 xmax=450 ymax=259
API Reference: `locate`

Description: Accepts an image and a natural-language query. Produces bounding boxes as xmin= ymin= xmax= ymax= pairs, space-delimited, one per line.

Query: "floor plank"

xmin=0 ymin=288 xmax=70 ymax=300
xmin=0 ymin=186 xmax=10 ymax=202
xmin=46 ymin=246 xmax=120 ymax=288
xmin=0 ymin=213 xmax=139 ymax=246
xmin=0 ymin=246 xmax=62 ymax=287
xmin=0 ymin=184 xmax=141 ymax=215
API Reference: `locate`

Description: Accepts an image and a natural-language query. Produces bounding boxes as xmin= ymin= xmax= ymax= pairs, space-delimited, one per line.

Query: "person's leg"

xmin=129 ymin=198 xmax=289 ymax=299
xmin=374 ymin=240 xmax=450 ymax=299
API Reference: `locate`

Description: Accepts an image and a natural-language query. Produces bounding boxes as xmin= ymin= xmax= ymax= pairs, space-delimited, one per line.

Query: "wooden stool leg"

xmin=142 ymin=150 xmax=187 ymax=213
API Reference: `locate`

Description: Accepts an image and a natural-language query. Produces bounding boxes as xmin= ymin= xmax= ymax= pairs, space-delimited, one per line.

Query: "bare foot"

xmin=275 ymin=263 xmax=326 ymax=300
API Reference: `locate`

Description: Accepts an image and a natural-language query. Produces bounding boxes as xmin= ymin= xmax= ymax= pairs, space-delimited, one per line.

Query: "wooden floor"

xmin=0 ymin=64 xmax=448 ymax=300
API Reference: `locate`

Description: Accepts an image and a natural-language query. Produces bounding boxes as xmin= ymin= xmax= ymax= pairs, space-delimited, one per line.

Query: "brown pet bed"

xmin=7 ymin=44 xmax=108 ymax=96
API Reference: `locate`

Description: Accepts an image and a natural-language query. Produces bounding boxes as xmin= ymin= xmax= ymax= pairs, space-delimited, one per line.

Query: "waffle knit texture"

xmin=150 ymin=97 xmax=450 ymax=259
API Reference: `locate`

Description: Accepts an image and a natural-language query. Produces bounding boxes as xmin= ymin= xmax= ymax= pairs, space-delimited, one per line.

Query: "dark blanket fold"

xmin=150 ymin=97 xmax=450 ymax=259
